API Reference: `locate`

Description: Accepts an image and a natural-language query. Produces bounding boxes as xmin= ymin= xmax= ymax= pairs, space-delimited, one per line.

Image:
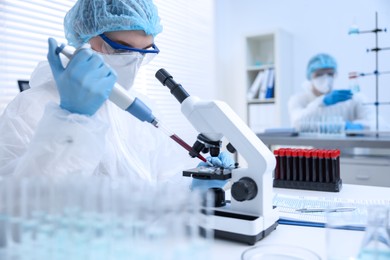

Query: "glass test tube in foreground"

xmin=0 ymin=176 xmax=214 ymax=260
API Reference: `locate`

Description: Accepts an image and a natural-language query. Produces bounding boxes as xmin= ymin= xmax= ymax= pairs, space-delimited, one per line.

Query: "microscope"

xmin=155 ymin=69 xmax=278 ymax=245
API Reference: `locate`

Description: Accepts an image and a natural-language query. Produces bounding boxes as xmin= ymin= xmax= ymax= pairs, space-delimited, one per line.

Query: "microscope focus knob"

xmin=231 ymin=177 xmax=258 ymax=202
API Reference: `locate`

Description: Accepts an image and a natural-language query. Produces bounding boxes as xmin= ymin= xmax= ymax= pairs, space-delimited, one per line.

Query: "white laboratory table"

xmin=209 ymin=184 xmax=390 ymax=260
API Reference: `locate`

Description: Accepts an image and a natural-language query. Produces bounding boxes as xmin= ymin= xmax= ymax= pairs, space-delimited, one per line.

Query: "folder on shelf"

xmin=258 ymin=69 xmax=270 ymax=100
xmin=247 ymin=71 xmax=264 ymax=99
xmin=265 ymin=68 xmax=275 ymax=99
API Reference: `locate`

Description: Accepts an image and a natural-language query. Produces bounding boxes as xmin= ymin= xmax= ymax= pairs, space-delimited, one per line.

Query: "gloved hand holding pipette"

xmin=47 ymin=38 xmax=116 ymax=116
xmin=48 ymin=38 xmax=157 ymax=125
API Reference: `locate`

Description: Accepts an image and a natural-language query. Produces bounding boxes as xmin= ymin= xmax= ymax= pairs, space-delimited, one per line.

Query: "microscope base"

xmin=207 ymin=208 xmax=279 ymax=245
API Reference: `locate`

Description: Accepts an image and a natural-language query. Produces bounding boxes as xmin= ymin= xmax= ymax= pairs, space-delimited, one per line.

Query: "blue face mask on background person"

xmin=312 ymin=74 xmax=334 ymax=94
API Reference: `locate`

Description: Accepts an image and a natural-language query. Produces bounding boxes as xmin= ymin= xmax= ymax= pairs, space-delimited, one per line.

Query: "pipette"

xmin=55 ymin=43 xmax=210 ymax=165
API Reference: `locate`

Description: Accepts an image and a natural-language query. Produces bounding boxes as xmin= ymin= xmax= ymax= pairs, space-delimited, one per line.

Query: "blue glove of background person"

xmin=191 ymin=151 xmax=235 ymax=191
xmin=47 ymin=38 xmax=117 ymax=116
xmin=345 ymin=121 xmax=364 ymax=131
xmin=323 ymin=90 xmax=353 ymax=106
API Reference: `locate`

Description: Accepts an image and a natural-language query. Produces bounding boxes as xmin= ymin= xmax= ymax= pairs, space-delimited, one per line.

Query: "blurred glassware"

xmin=357 ymin=205 xmax=390 ymax=259
xmin=241 ymin=244 xmax=321 ymax=260
xmin=0 ymin=175 xmax=213 ymax=260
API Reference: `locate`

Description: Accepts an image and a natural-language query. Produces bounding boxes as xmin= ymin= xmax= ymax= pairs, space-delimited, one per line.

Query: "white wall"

xmin=215 ymin=0 xmax=390 ymax=127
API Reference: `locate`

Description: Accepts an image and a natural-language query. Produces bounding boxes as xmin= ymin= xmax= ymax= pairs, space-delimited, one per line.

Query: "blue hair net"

xmin=64 ymin=0 xmax=163 ymax=47
xmin=306 ymin=53 xmax=337 ymax=79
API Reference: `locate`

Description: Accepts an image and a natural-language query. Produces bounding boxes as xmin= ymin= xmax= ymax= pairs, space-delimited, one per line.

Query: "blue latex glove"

xmin=323 ymin=90 xmax=353 ymax=106
xmin=191 ymin=151 xmax=235 ymax=191
xmin=198 ymin=151 xmax=235 ymax=168
xmin=345 ymin=121 xmax=364 ymax=131
xmin=47 ymin=38 xmax=117 ymax=116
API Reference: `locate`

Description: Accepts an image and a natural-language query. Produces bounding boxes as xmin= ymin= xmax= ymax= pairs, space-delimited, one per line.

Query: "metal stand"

xmin=349 ymin=12 xmax=390 ymax=137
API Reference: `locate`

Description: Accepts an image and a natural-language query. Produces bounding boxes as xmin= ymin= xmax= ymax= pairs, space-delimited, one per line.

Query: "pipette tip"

xmin=197 ymin=154 xmax=213 ymax=166
xmin=207 ymin=161 xmax=214 ymax=167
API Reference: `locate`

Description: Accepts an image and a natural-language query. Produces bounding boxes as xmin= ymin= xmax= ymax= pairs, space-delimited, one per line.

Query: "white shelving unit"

xmin=245 ymin=29 xmax=293 ymax=132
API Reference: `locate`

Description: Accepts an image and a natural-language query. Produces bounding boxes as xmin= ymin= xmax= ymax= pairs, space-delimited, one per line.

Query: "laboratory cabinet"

xmin=340 ymin=156 xmax=390 ymax=187
xmin=256 ymin=134 xmax=390 ymax=188
xmin=245 ymin=29 xmax=293 ymax=132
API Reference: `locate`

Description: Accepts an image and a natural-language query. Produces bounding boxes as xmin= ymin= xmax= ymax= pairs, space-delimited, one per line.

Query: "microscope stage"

xmin=183 ymin=167 xmax=232 ymax=180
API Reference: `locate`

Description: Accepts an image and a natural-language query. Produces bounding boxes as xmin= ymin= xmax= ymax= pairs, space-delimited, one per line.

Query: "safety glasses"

xmin=99 ymin=33 xmax=159 ymax=65
xmin=313 ymin=70 xmax=335 ymax=78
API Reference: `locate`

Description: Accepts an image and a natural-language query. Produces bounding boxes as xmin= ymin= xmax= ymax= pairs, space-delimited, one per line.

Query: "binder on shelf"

xmin=247 ymin=70 xmax=264 ymax=99
xmin=258 ymin=69 xmax=270 ymax=100
xmin=265 ymin=69 xmax=275 ymax=99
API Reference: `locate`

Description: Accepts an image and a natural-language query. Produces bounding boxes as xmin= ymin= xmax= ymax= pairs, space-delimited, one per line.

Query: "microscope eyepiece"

xmin=155 ymin=68 xmax=189 ymax=104
xmin=155 ymin=68 xmax=172 ymax=86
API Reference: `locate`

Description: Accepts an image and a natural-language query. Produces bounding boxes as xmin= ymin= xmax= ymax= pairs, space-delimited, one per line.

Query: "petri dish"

xmin=241 ymin=244 xmax=321 ymax=260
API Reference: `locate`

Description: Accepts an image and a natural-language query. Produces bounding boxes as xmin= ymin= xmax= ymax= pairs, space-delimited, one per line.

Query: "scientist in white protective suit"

xmin=288 ymin=53 xmax=375 ymax=132
xmin=0 ymin=0 xmax=233 ymax=184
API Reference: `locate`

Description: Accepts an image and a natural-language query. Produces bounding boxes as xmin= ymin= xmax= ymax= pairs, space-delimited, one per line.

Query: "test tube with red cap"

xmin=325 ymin=150 xmax=332 ymax=183
xmin=291 ymin=149 xmax=298 ymax=181
xmin=279 ymin=149 xmax=286 ymax=180
xmin=304 ymin=150 xmax=312 ymax=182
xmin=317 ymin=150 xmax=325 ymax=183
xmin=285 ymin=149 xmax=292 ymax=181
xmin=274 ymin=149 xmax=280 ymax=180
xmin=311 ymin=149 xmax=319 ymax=182
xmin=332 ymin=149 xmax=341 ymax=181
xmin=297 ymin=149 xmax=305 ymax=181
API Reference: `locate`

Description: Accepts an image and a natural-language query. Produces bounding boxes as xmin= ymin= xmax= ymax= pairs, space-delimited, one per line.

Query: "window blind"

xmin=134 ymin=0 xmax=216 ymax=140
xmin=0 ymin=0 xmax=216 ymax=142
xmin=0 ymin=0 xmax=76 ymax=113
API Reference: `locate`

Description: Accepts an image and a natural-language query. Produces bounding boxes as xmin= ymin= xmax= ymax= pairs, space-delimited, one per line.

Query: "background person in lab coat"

xmin=0 ymin=0 xmax=233 ymax=183
xmin=288 ymin=53 xmax=375 ymax=132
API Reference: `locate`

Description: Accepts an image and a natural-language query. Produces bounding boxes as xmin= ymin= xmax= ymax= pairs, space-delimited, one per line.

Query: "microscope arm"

xmin=181 ymin=96 xmax=276 ymax=216
xmin=181 ymin=96 xmax=274 ymax=172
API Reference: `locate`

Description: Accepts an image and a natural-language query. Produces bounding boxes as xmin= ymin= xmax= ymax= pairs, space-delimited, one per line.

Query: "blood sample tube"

xmin=279 ymin=149 xmax=286 ymax=180
xmin=274 ymin=149 xmax=280 ymax=180
xmin=325 ymin=150 xmax=332 ymax=183
xmin=330 ymin=150 xmax=339 ymax=182
xmin=304 ymin=149 xmax=312 ymax=182
xmin=285 ymin=149 xmax=292 ymax=181
xmin=317 ymin=150 xmax=324 ymax=183
xmin=297 ymin=149 xmax=305 ymax=181
xmin=335 ymin=149 xmax=341 ymax=181
xmin=311 ymin=149 xmax=318 ymax=182
xmin=291 ymin=149 xmax=298 ymax=181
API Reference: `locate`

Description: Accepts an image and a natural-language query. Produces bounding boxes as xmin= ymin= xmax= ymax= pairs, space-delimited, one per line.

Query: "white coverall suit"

xmin=0 ymin=60 xmax=195 ymax=182
xmin=288 ymin=82 xmax=376 ymax=131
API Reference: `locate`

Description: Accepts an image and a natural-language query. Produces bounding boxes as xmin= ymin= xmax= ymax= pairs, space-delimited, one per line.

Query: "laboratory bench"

xmin=256 ymin=133 xmax=390 ymax=187
xmin=256 ymin=133 xmax=390 ymax=149
xmin=211 ymin=184 xmax=390 ymax=260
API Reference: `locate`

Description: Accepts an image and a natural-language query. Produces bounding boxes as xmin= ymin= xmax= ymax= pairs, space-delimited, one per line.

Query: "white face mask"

xmin=311 ymin=74 xmax=334 ymax=94
xmin=100 ymin=53 xmax=144 ymax=90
